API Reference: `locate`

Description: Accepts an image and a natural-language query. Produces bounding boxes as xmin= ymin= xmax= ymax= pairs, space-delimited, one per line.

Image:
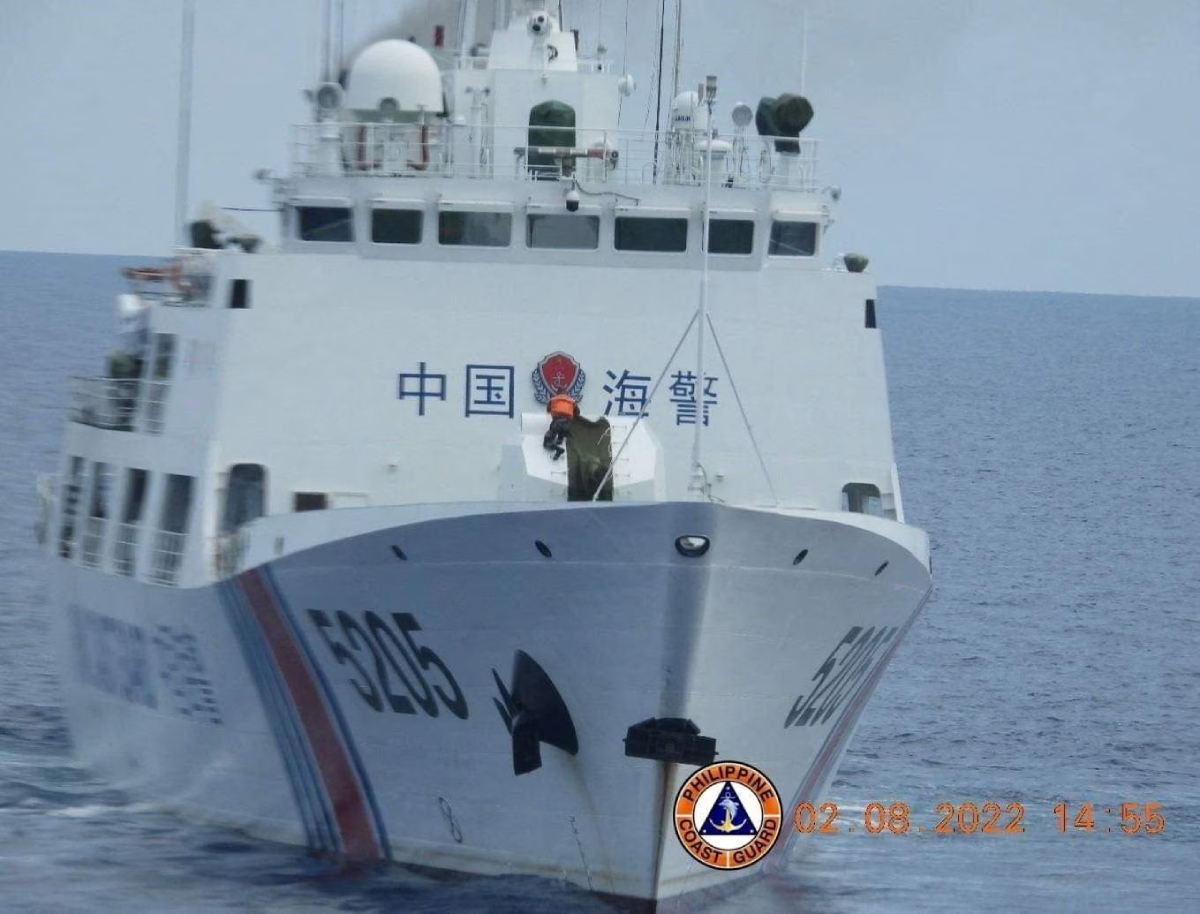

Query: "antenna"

xmin=174 ymin=0 xmax=196 ymax=248
xmin=335 ymin=0 xmax=345 ymax=77
xmin=799 ymin=8 xmax=809 ymax=95
xmin=651 ymin=0 xmax=667 ymax=181
xmin=670 ymin=0 xmax=683 ymax=102
xmin=321 ymin=0 xmax=331 ymax=82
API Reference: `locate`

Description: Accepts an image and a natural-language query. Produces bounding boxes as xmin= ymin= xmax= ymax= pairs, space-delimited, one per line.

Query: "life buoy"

xmin=355 ymin=125 xmax=380 ymax=172
xmin=407 ymin=124 xmax=430 ymax=172
xmin=168 ymin=261 xmax=192 ymax=295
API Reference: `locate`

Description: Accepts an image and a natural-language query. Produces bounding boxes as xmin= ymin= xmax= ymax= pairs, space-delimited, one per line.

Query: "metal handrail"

xmin=148 ymin=530 xmax=187 ymax=586
xmin=113 ymin=522 xmax=139 ymax=577
xmin=290 ymin=122 xmax=821 ymax=193
xmin=80 ymin=516 xmax=106 ymax=568
xmin=70 ymin=377 xmax=139 ymax=431
xmin=141 ymin=381 xmax=169 ymax=435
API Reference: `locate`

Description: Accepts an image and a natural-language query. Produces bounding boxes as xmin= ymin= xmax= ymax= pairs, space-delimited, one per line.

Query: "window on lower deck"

xmin=438 ymin=212 xmax=512 ymax=247
xmin=58 ymin=456 xmax=85 ymax=559
xmin=80 ymin=462 xmax=112 ymax=567
xmin=615 ymin=217 xmax=689 ymax=252
xmin=842 ymin=483 xmax=884 ymax=516
xmin=527 ymin=214 xmax=601 ymax=250
xmin=222 ymin=464 xmax=267 ymax=532
xmin=114 ymin=468 xmax=148 ymax=576
xmin=294 ymin=492 xmax=329 ymax=512
xmin=706 ymin=219 xmax=755 ymax=255
xmin=769 ymin=220 xmax=818 ymax=257
xmin=372 ymin=209 xmax=424 ymax=245
xmin=298 ymin=206 xmax=354 ymax=242
xmin=150 ymin=474 xmax=193 ymax=585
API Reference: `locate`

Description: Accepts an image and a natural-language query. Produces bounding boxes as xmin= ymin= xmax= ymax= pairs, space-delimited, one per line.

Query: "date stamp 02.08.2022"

xmin=793 ymin=801 xmax=1167 ymax=836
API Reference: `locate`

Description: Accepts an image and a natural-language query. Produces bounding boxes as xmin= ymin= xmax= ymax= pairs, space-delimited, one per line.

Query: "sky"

xmin=1 ymin=0 xmax=1197 ymax=297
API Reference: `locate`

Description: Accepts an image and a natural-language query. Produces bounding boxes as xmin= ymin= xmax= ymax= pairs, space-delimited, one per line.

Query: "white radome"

xmin=344 ymin=39 xmax=444 ymax=116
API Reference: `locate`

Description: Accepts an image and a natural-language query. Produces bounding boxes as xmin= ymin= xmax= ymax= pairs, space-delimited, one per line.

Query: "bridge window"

xmin=372 ymin=208 xmax=424 ymax=245
xmin=769 ymin=220 xmax=818 ymax=257
xmin=439 ymin=211 xmax=512 ymax=247
xmin=297 ymin=206 xmax=354 ymax=242
xmin=707 ymin=219 xmax=755 ymax=255
xmin=527 ymin=214 xmax=600 ymax=250
xmin=842 ymin=483 xmax=884 ymax=516
xmin=615 ymin=217 xmax=688 ymax=253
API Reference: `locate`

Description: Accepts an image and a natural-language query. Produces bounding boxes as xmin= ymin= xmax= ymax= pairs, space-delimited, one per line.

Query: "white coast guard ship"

xmin=42 ymin=0 xmax=931 ymax=905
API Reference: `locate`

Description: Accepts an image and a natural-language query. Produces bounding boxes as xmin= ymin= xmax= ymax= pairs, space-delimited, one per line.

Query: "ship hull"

xmin=52 ymin=501 xmax=930 ymax=903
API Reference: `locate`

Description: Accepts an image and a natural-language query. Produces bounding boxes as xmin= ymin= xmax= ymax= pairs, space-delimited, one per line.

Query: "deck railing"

xmin=148 ymin=531 xmax=187 ymax=586
xmin=113 ymin=522 xmax=139 ymax=577
xmin=141 ymin=381 xmax=169 ymax=435
xmin=70 ymin=377 xmax=139 ymax=430
xmin=80 ymin=516 xmax=106 ymax=568
xmin=291 ymin=123 xmax=820 ymax=193
xmin=212 ymin=530 xmax=247 ymax=578
xmin=69 ymin=377 xmax=170 ymax=434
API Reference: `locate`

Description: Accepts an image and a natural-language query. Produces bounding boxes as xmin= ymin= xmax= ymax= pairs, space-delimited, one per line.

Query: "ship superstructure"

xmin=43 ymin=1 xmax=931 ymax=904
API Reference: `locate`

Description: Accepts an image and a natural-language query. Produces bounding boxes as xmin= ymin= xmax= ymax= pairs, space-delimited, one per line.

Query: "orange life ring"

xmin=355 ymin=125 xmax=380 ymax=172
xmin=168 ymin=261 xmax=192 ymax=295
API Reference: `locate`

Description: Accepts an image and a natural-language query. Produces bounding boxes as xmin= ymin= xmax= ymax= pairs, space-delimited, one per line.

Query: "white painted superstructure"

xmin=43 ymin=1 xmax=931 ymax=905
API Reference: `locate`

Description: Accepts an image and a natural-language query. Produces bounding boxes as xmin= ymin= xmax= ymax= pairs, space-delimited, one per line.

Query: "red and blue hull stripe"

xmin=220 ymin=565 xmax=390 ymax=859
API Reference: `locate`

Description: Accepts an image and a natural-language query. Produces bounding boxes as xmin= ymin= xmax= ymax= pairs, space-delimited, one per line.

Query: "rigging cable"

xmin=590 ymin=313 xmax=699 ymax=502
xmin=704 ymin=313 xmax=781 ymax=507
xmin=650 ymin=0 xmax=668 ymax=179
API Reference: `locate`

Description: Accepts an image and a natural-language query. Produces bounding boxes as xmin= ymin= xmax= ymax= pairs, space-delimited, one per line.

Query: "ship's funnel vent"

xmin=755 ymin=94 xmax=815 ymax=153
xmin=493 ymin=651 xmax=578 ymax=776
xmin=625 ymin=718 xmax=717 ymax=766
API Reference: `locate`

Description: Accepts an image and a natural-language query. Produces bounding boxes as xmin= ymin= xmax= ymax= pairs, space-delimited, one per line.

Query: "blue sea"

xmin=1 ymin=251 xmax=1196 ymax=912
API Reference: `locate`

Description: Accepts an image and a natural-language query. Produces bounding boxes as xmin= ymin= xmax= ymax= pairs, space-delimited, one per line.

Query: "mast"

xmin=689 ymin=75 xmax=718 ymax=499
xmin=173 ymin=0 xmax=196 ymax=248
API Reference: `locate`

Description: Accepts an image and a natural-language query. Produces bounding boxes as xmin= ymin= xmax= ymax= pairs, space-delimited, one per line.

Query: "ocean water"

xmin=1 ymin=251 xmax=1196 ymax=912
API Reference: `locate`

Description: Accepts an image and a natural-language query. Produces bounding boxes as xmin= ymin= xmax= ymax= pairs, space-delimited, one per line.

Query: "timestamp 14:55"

xmin=1054 ymin=802 xmax=1166 ymax=834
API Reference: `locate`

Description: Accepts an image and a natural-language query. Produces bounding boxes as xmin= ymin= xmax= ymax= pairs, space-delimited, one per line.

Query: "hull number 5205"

xmin=308 ymin=609 xmax=469 ymax=720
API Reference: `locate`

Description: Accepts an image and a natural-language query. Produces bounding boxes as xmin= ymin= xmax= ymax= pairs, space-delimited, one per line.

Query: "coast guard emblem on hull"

xmin=532 ymin=352 xmax=586 ymax=404
xmin=674 ymin=762 xmax=782 ymax=870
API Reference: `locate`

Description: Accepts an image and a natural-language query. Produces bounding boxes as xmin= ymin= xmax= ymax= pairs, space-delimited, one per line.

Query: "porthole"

xmin=792 ymin=549 xmax=809 ymax=566
xmin=535 ymin=540 xmax=553 ymax=558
